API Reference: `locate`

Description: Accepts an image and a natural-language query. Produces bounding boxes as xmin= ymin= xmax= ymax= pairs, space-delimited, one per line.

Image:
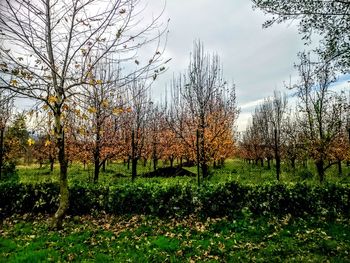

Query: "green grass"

xmin=3 ymin=160 xmax=350 ymax=262
xmin=1 ymin=214 xmax=349 ymax=262
xmin=15 ymin=158 xmax=350 ymax=186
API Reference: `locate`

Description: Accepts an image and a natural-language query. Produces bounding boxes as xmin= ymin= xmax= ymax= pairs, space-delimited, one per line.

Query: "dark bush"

xmin=0 ymin=181 xmax=349 ymax=219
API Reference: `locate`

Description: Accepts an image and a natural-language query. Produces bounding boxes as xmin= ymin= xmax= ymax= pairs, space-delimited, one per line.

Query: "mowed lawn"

xmin=1 ymin=214 xmax=350 ymax=262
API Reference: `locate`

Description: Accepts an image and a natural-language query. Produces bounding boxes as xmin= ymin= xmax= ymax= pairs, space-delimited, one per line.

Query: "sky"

xmin=11 ymin=0 xmax=349 ymax=131
xmin=147 ymin=0 xmax=349 ymax=131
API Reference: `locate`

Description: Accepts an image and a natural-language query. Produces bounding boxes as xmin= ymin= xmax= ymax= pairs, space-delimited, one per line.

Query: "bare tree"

xmin=0 ymin=90 xmax=13 ymax=179
xmin=183 ymin=41 xmax=233 ymax=179
xmin=167 ymin=41 xmax=238 ymax=183
xmin=0 ymin=0 xmax=167 ymax=228
xmin=269 ymin=91 xmax=288 ymax=180
xmin=294 ymin=52 xmax=345 ymax=182
xmin=127 ymin=80 xmax=152 ymax=181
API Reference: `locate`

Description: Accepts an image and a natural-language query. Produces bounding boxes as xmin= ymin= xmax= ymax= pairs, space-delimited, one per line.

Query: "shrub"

xmin=297 ymin=169 xmax=314 ymax=180
xmin=0 ymin=180 xmax=349 ymax=219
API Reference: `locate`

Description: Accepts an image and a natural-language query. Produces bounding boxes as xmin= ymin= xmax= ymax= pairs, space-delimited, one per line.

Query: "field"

xmin=15 ymin=159 xmax=350 ymax=186
xmin=1 ymin=159 xmax=350 ymax=262
xmin=1 ymin=214 xmax=350 ymax=262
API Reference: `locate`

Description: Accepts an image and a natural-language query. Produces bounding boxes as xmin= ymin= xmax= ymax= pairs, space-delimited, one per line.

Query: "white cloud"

xmin=150 ymin=0 xmax=314 ymax=130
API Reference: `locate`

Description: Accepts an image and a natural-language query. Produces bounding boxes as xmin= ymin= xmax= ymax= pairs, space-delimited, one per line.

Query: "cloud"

xmin=150 ymin=0 xmax=314 ymax=130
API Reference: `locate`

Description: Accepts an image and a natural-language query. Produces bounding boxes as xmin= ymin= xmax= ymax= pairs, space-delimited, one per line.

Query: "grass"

xmin=1 ymin=214 xmax=349 ymax=262
xmin=3 ymin=159 xmax=350 ymax=262
xmin=15 ymin=158 xmax=350 ymax=186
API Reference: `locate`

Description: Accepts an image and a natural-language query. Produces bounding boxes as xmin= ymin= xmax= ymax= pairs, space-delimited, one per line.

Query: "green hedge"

xmin=0 ymin=181 xmax=349 ymax=219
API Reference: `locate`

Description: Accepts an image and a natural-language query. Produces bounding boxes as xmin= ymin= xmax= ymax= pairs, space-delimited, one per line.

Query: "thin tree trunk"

xmin=276 ymin=156 xmax=281 ymax=181
xmin=196 ymin=129 xmax=200 ymax=186
xmin=93 ymin=159 xmax=99 ymax=183
xmin=316 ymin=159 xmax=325 ymax=183
xmin=200 ymin=129 xmax=208 ymax=178
xmin=131 ymin=129 xmax=137 ymax=182
xmin=0 ymin=128 xmax=4 ymax=180
xmin=274 ymin=129 xmax=280 ymax=181
xmin=50 ymin=115 xmax=69 ymax=229
xmin=153 ymin=158 xmax=157 ymax=171
xmin=337 ymin=159 xmax=342 ymax=176
xmin=102 ymin=159 xmax=106 ymax=172
xmin=132 ymin=158 xmax=137 ymax=182
xmin=93 ymin=148 xmax=100 ymax=184
xmin=291 ymin=158 xmax=296 ymax=170
xmin=49 ymin=156 xmax=54 ymax=172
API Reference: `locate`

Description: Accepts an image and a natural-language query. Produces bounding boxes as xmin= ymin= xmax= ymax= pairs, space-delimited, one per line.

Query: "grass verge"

xmin=1 ymin=214 xmax=349 ymax=262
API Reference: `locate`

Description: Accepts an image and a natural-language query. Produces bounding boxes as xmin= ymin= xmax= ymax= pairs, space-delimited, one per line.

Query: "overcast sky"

xmin=14 ymin=0 xmax=349 ymax=131
xmin=147 ymin=0 xmax=348 ymax=131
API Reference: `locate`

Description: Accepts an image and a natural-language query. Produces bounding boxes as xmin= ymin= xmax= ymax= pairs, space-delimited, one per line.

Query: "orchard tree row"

xmin=240 ymin=0 xmax=350 ymax=182
xmin=240 ymin=53 xmax=350 ymax=182
xmin=0 ymin=41 xmax=238 ymax=184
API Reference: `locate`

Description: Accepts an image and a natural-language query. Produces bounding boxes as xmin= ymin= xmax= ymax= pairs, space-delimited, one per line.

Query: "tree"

xmin=283 ymin=111 xmax=305 ymax=170
xmin=127 ymin=80 xmax=152 ymax=181
xmin=5 ymin=112 xmax=30 ymax=163
xmin=167 ymin=42 xmax=238 ymax=183
xmin=148 ymin=103 xmax=165 ymax=171
xmin=182 ymin=41 xmax=237 ymax=179
xmin=29 ymin=110 xmax=57 ymax=171
xmin=266 ymin=91 xmax=288 ymax=181
xmin=294 ymin=53 xmax=345 ymax=182
xmin=78 ymin=58 xmax=123 ymax=183
xmin=0 ymin=0 xmax=167 ymax=228
xmin=0 ymin=90 xmax=13 ymax=179
xmin=252 ymin=0 xmax=350 ymax=71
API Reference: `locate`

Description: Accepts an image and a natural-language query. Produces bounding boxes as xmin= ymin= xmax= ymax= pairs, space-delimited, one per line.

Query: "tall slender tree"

xmin=0 ymin=0 xmax=168 ymax=228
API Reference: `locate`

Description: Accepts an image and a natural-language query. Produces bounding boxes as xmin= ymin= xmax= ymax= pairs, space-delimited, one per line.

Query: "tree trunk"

xmin=127 ymin=157 xmax=130 ymax=170
xmin=202 ymin=163 xmax=208 ymax=178
xmin=267 ymin=158 xmax=271 ymax=170
xmin=131 ymin=129 xmax=137 ymax=182
xmin=102 ymin=159 xmax=106 ymax=172
xmin=260 ymin=158 xmax=264 ymax=167
xmin=276 ymin=156 xmax=281 ymax=181
xmin=131 ymin=158 xmax=137 ymax=182
xmin=199 ymin=119 xmax=208 ymax=178
xmin=291 ymin=158 xmax=296 ymax=170
xmin=220 ymin=158 xmax=225 ymax=167
xmin=93 ymin=150 xmax=100 ymax=184
xmin=169 ymin=157 xmax=174 ymax=168
xmin=337 ymin=159 xmax=342 ymax=176
xmin=0 ymin=128 xmax=4 ymax=180
xmin=50 ymin=116 xmax=69 ymax=229
xmin=153 ymin=158 xmax=157 ymax=171
xmin=49 ymin=156 xmax=54 ymax=172
xmin=316 ymin=159 xmax=325 ymax=183
xmin=196 ymin=129 xmax=200 ymax=186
